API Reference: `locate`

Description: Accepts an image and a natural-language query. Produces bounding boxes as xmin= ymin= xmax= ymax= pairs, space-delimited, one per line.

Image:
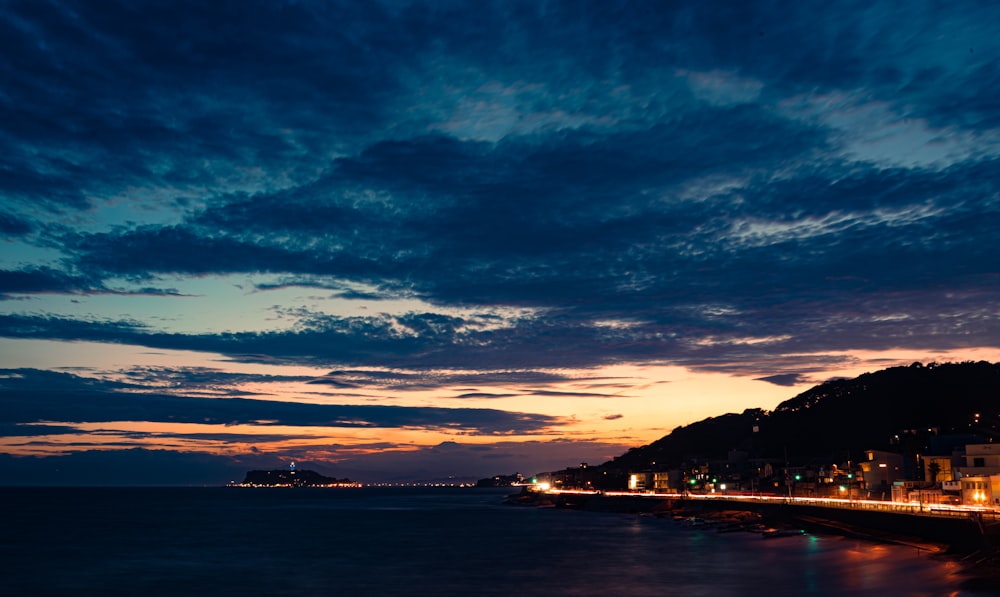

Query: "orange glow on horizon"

xmin=2 ymin=339 xmax=999 ymax=462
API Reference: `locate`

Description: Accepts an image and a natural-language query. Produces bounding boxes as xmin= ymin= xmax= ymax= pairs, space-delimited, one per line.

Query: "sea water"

xmin=0 ymin=486 xmax=985 ymax=596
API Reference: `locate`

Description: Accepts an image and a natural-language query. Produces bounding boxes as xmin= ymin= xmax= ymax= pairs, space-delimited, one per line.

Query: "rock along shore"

xmin=506 ymin=489 xmax=1000 ymax=592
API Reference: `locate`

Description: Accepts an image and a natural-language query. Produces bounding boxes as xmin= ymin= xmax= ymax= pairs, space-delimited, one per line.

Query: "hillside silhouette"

xmin=605 ymin=361 xmax=1000 ymax=471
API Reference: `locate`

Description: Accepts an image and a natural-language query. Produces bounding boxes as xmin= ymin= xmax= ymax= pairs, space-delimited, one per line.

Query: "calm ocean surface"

xmin=0 ymin=486 xmax=987 ymax=596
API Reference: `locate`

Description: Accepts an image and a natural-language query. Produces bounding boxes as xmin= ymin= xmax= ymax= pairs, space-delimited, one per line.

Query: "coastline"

xmin=507 ymin=489 xmax=1000 ymax=593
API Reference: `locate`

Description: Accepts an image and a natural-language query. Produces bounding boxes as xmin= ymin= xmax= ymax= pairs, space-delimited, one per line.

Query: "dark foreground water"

xmin=0 ymin=487 xmax=986 ymax=596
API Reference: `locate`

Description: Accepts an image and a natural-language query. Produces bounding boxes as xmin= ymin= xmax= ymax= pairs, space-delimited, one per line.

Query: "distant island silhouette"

xmin=232 ymin=468 xmax=359 ymax=487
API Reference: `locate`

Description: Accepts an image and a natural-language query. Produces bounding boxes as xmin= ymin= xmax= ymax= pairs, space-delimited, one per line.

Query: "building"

xmin=959 ymin=444 xmax=1000 ymax=475
xmin=922 ymin=454 xmax=955 ymax=483
xmin=860 ymin=450 xmax=904 ymax=500
xmin=653 ymin=471 xmax=678 ymax=492
xmin=628 ymin=471 xmax=653 ymax=491
xmin=545 ymin=463 xmax=605 ymax=490
xmin=959 ymin=476 xmax=994 ymax=507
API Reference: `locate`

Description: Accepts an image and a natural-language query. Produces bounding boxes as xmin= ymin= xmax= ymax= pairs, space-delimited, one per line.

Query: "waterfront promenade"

xmin=535 ymin=487 xmax=1000 ymax=553
xmin=546 ymin=488 xmax=1000 ymax=521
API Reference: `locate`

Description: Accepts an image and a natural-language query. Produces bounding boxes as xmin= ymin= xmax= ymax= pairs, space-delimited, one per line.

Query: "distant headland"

xmin=229 ymin=463 xmax=359 ymax=488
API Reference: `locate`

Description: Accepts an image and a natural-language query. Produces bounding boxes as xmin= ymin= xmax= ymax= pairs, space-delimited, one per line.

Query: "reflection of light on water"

xmin=846 ymin=544 xmax=887 ymax=560
xmin=806 ymin=534 xmax=820 ymax=551
xmin=5 ymin=487 xmax=973 ymax=596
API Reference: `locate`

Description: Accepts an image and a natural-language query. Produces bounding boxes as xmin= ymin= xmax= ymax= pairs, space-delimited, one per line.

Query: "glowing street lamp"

xmin=878 ymin=462 xmax=889 ymax=500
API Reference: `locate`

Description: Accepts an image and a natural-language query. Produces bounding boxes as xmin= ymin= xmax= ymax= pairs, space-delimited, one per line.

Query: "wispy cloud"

xmin=2 ymin=0 xmax=999 ymax=482
xmin=0 ymin=369 xmax=563 ymax=435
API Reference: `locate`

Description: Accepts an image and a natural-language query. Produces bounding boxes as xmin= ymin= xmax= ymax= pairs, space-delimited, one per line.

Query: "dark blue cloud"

xmin=0 ymin=1 xmax=996 ymax=382
xmin=119 ymin=366 xmax=315 ymax=388
xmin=2 ymin=0 xmax=999 ymax=484
xmin=0 ymin=369 xmax=562 ymax=434
xmin=0 ymin=212 xmax=34 ymax=236
xmin=50 ymin=144 xmax=998 ymax=346
xmin=0 ymin=267 xmax=188 ymax=299
xmin=0 ymin=0 xmax=433 ymax=222
xmin=3 ymin=255 xmax=1000 ymax=375
xmin=755 ymin=374 xmax=807 ymax=387
xmin=310 ymin=368 xmax=574 ymax=390
xmin=0 ymin=267 xmax=101 ymax=298
xmin=0 ymin=422 xmax=80 ymax=437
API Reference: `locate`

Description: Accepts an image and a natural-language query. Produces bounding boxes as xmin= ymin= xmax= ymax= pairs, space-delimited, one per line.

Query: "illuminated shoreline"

xmin=541 ymin=487 xmax=1000 ymax=519
xmin=225 ymin=481 xmax=478 ymax=488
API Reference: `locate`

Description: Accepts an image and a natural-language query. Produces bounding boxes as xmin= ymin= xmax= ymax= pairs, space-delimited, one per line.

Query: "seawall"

xmin=545 ymin=492 xmax=993 ymax=554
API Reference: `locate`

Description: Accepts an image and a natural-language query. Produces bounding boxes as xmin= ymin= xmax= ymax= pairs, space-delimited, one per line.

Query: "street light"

xmin=878 ymin=463 xmax=888 ymax=501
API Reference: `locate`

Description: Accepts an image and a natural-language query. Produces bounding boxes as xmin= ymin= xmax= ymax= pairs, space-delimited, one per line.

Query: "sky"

xmin=2 ymin=0 xmax=999 ymax=485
